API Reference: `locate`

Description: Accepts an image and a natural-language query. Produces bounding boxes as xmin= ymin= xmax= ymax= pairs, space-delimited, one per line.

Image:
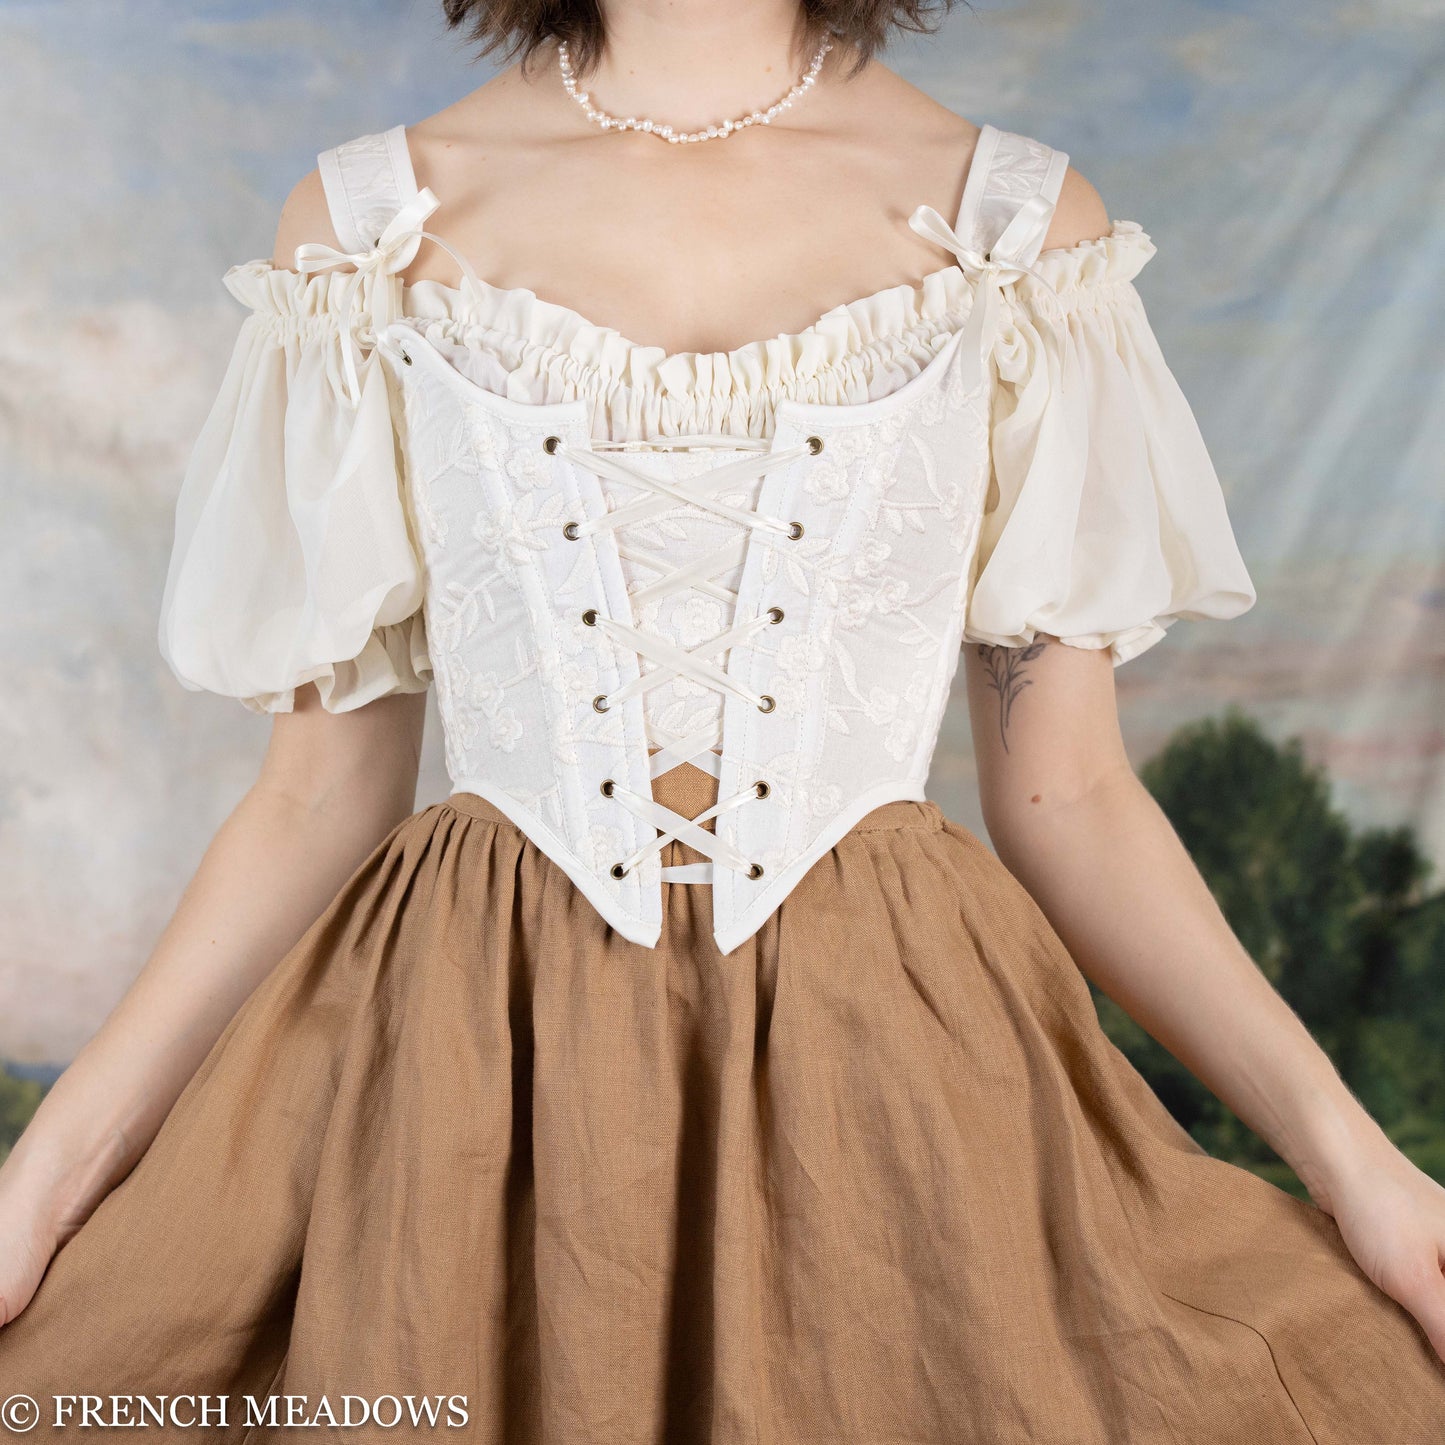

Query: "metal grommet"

xmin=610 ymin=862 xmax=629 ymax=880
xmin=754 ymin=780 xmax=770 ymax=799
xmin=786 ymin=521 xmax=804 ymax=541
xmin=592 ymin=694 xmax=611 ymax=713
xmin=582 ymin=608 xmax=599 ymax=626
xmin=399 ymin=348 xmax=413 ymax=366
xmin=805 ymin=435 xmax=824 ymax=454
xmin=563 ymin=521 xmax=582 ymax=541
xmin=756 ymin=694 xmax=776 ymax=714
xmin=748 ymin=863 xmax=765 ymax=879
xmin=599 ymin=778 xmax=615 ymax=797
xmin=543 ymin=435 xmax=562 ymax=454
xmin=766 ymin=606 xmax=784 ymax=625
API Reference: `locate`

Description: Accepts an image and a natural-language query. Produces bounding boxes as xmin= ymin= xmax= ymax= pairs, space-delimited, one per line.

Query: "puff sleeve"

xmin=964 ymin=222 xmax=1256 ymax=665
xmin=158 ymin=262 xmax=430 ymax=713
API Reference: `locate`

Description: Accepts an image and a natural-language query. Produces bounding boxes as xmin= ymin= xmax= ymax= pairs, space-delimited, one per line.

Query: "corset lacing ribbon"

xmin=551 ymin=435 xmax=823 ymax=887
xmin=293 ymin=187 xmax=483 ymax=407
xmin=906 ymin=192 xmax=1061 ymax=373
xmin=298 ymin=183 xmax=1059 ymax=886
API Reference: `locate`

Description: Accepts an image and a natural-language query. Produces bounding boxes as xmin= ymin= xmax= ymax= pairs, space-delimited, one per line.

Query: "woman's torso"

xmin=259 ymin=105 xmax=1072 ymax=950
xmin=279 ymin=109 xmax=1063 ymax=774
xmin=173 ymin=88 xmax=1226 ymax=953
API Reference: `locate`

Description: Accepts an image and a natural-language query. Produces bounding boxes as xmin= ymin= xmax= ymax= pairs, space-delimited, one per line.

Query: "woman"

xmin=1 ymin=0 xmax=1442 ymax=1438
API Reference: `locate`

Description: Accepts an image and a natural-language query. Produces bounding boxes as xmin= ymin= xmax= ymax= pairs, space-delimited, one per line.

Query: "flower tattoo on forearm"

xmin=975 ymin=640 xmax=1049 ymax=753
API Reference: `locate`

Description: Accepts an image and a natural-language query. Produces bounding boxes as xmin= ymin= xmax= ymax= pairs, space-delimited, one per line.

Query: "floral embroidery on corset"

xmin=358 ymin=117 xmax=1107 ymax=949
xmin=713 ymin=354 xmax=992 ymax=875
xmin=155 ymin=116 xmax=1258 ymax=951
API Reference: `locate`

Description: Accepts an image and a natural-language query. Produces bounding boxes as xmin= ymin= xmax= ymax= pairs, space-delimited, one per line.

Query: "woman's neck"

xmin=566 ymin=0 xmax=834 ymax=136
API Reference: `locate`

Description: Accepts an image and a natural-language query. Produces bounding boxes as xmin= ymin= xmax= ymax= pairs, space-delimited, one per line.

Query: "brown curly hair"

xmin=442 ymin=1 xmax=961 ymax=81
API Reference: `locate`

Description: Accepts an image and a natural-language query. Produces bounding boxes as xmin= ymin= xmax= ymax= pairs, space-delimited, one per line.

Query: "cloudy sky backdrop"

xmin=2 ymin=0 xmax=1443 ymax=1062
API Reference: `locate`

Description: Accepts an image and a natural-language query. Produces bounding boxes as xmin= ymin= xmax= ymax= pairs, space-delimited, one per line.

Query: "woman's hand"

xmin=0 ymin=686 xmax=427 ymax=1330
xmin=0 ymin=1189 xmax=55 ymax=1329
xmin=0 ymin=1149 xmax=68 ymax=1328
xmin=0 ymin=1108 xmax=142 ymax=1329
xmin=965 ymin=636 xmax=1445 ymax=1367
xmin=1309 ymin=1136 xmax=1445 ymax=1366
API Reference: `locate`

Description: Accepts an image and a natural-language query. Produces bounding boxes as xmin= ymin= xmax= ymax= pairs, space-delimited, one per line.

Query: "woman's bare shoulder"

xmin=257 ymin=64 xmax=535 ymax=274
xmin=1043 ymin=164 xmax=1112 ymax=252
xmin=270 ymin=167 xmax=337 ymax=273
xmin=405 ymin=62 xmax=566 ymax=187
xmin=835 ymin=55 xmax=983 ymax=162
xmin=891 ymin=77 xmax=1111 ymax=254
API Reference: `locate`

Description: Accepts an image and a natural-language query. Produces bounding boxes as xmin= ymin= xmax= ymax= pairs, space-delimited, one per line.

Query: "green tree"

xmin=1095 ymin=707 xmax=1445 ymax=1193
xmin=0 ymin=1065 xmax=46 ymax=1167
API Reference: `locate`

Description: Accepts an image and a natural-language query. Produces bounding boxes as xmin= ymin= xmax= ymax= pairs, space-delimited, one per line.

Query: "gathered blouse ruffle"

xmin=157 ymin=221 xmax=1256 ymax=713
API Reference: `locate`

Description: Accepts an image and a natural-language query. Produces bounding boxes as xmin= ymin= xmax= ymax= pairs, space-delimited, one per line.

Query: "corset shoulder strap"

xmin=953 ymin=121 xmax=1071 ymax=265
xmin=317 ymin=123 xmax=424 ymax=265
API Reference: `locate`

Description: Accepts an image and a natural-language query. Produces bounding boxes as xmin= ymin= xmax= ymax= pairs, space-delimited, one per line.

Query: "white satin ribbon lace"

xmin=293 ymin=187 xmax=482 ymax=407
xmin=907 ymin=192 xmax=1060 ymax=366
xmin=550 ymin=432 xmax=824 ymax=886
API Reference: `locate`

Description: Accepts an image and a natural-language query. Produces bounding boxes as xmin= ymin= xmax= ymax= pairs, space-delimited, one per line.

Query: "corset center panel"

xmin=551 ymin=432 xmax=823 ymax=886
xmin=609 ymin=448 xmax=760 ymax=750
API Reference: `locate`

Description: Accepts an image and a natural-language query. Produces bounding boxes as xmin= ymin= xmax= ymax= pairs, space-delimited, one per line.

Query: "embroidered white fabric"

xmin=149 ymin=121 xmax=1254 ymax=947
xmin=158 ymin=237 xmax=1253 ymax=695
xmin=156 ymin=122 xmax=1257 ymax=947
xmin=366 ymin=309 xmax=998 ymax=948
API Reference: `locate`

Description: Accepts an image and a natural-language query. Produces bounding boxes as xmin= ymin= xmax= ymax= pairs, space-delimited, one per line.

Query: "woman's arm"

xmin=961 ymin=172 xmax=1445 ymax=1364
xmin=964 ymin=634 xmax=1445 ymax=1361
xmin=0 ymin=170 xmax=431 ymax=1328
xmin=0 ymin=683 xmax=427 ymax=1326
xmin=966 ymin=636 xmax=1375 ymax=1189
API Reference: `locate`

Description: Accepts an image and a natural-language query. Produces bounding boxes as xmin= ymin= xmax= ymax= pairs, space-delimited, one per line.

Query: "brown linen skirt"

xmin=2 ymin=762 xmax=1443 ymax=1442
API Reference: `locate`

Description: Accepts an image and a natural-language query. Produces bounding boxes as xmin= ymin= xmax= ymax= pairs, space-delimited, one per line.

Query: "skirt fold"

xmin=2 ymin=766 xmax=1442 ymax=1442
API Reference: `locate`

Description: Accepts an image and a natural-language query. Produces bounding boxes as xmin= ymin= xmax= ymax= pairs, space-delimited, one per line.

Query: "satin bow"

xmin=907 ymin=195 xmax=1059 ymax=377
xmin=294 ymin=186 xmax=479 ymax=406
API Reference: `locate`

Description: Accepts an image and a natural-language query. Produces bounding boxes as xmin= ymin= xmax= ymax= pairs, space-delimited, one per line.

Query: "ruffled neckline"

xmin=224 ymin=221 xmax=1155 ymax=437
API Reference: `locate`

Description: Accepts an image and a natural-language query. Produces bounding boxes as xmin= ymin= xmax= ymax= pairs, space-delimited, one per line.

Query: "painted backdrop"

xmin=2 ymin=0 xmax=1443 ymax=1069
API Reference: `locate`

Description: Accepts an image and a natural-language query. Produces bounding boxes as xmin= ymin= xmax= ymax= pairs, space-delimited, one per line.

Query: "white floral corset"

xmin=156 ymin=120 xmax=1258 ymax=950
xmin=371 ymin=153 xmax=1063 ymax=802
xmin=377 ymin=311 xmax=993 ymax=949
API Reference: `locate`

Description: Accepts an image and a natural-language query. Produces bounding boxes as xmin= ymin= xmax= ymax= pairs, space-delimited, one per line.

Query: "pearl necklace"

xmin=559 ymin=34 xmax=833 ymax=144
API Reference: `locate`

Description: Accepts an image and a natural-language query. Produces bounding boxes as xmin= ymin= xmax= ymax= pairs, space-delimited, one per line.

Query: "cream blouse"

xmin=160 ymin=188 xmax=1255 ymax=715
